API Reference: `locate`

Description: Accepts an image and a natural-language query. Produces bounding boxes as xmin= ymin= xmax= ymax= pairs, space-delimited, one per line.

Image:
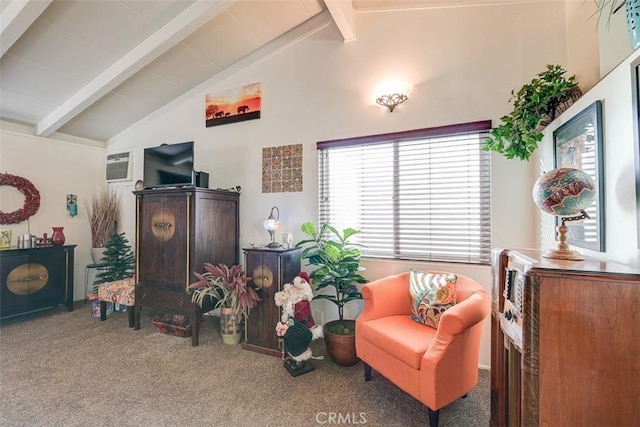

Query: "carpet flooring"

xmin=0 ymin=303 xmax=489 ymax=426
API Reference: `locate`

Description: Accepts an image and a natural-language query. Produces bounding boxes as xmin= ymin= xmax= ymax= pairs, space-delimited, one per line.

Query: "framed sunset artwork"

xmin=205 ymin=82 xmax=262 ymax=127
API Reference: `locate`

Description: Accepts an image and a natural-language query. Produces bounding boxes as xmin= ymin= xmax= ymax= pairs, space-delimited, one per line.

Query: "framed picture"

xmin=553 ymin=100 xmax=604 ymax=252
xmin=205 ymin=82 xmax=261 ymax=128
xmin=0 ymin=229 xmax=11 ymax=248
xmin=632 ymin=56 xmax=640 ymax=249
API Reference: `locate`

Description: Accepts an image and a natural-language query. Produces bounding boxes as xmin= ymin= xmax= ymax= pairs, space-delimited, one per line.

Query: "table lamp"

xmin=263 ymin=206 xmax=282 ymax=248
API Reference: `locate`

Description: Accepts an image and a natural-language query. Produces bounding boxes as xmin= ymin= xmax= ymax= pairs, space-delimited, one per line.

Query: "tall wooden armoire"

xmin=133 ymin=187 xmax=239 ymax=346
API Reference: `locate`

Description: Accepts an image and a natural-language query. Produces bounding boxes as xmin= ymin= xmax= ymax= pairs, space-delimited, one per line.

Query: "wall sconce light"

xmin=376 ymin=93 xmax=409 ymax=112
xmin=66 ymin=194 xmax=78 ymax=217
xmin=262 ymin=206 xmax=282 ymax=248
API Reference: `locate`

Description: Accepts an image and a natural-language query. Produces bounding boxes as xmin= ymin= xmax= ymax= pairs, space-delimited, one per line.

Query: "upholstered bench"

xmin=98 ymin=278 xmax=136 ymax=327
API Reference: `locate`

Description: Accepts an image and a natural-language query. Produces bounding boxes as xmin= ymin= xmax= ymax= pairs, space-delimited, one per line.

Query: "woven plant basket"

xmin=538 ymin=85 xmax=583 ymax=130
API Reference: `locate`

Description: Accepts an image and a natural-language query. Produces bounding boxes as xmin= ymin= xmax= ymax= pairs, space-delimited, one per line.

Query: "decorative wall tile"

xmin=262 ymin=143 xmax=303 ymax=193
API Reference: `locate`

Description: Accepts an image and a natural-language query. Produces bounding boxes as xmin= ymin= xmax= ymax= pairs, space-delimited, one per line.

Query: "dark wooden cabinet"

xmin=0 ymin=245 xmax=75 ymax=319
xmin=242 ymin=247 xmax=301 ymax=357
xmin=490 ymin=248 xmax=640 ymax=427
xmin=133 ymin=187 xmax=239 ymax=346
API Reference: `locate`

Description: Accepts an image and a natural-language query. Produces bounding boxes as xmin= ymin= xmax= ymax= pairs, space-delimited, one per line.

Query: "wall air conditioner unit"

xmin=105 ymin=150 xmax=133 ymax=182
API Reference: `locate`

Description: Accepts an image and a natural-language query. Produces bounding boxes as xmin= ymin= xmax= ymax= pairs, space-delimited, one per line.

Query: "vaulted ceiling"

xmin=0 ymin=0 xmax=521 ymax=144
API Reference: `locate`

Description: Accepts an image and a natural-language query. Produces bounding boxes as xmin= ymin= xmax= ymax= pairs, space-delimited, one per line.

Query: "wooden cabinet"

xmin=133 ymin=187 xmax=239 ymax=346
xmin=490 ymin=248 xmax=640 ymax=427
xmin=242 ymin=247 xmax=301 ymax=357
xmin=0 ymin=245 xmax=75 ymax=319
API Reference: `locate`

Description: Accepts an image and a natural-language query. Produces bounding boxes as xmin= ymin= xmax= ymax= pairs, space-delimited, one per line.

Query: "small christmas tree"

xmin=93 ymin=231 xmax=135 ymax=292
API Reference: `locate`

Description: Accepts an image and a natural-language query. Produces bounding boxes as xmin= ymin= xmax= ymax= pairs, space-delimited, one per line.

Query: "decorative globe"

xmin=532 ymin=167 xmax=595 ymax=216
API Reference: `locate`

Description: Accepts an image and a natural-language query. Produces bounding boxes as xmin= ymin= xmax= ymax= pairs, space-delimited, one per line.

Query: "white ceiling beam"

xmin=0 ymin=0 xmax=53 ymax=58
xmin=36 ymin=0 xmax=235 ymax=137
xmin=324 ymin=0 xmax=356 ymax=42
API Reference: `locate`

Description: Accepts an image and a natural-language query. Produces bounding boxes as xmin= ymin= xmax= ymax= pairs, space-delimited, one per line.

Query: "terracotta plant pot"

xmin=323 ymin=319 xmax=359 ymax=366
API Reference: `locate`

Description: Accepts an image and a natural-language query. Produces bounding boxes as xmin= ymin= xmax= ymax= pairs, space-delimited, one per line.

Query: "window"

xmin=317 ymin=121 xmax=491 ymax=265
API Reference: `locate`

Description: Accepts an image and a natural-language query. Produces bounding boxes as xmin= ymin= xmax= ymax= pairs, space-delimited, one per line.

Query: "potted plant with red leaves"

xmin=189 ymin=263 xmax=260 ymax=345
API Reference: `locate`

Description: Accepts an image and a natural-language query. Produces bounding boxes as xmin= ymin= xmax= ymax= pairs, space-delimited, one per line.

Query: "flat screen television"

xmin=143 ymin=141 xmax=194 ymax=188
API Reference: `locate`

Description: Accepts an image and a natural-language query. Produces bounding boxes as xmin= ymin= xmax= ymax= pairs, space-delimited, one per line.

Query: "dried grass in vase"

xmin=85 ymin=187 xmax=121 ymax=248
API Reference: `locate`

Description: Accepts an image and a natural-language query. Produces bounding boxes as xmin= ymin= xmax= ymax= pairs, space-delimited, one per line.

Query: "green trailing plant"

xmin=296 ymin=222 xmax=367 ymax=335
xmin=188 ymin=263 xmax=260 ymax=321
xmin=483 ymin=64 xmax=581 ymax=161
xmin=93 ymin=231 xmax=135 ymax=292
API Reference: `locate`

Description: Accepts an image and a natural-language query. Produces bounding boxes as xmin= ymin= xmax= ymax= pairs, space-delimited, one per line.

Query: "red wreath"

xmin=0 ymin=173 xmax=41 ymax=224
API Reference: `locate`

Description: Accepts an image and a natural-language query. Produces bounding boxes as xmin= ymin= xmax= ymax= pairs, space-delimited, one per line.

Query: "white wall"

xmin=106 ymin=2 xmax=587 ymax=368
xmin=537 ymin=48 xmax=640 ymax=267
xmin=110 ymin=2 xmax=575 ymax=248
xmin=0 ymin=122 xmax=106 ymax=301
xmin=566 ymin=0 xmax=600 ymax=91
xmin=598 ymin=0 xmax=635 ymax=77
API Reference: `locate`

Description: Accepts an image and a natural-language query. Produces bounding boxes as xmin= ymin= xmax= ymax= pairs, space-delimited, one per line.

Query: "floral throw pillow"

xmin=409 ymin=269 xmax=457 ymax=328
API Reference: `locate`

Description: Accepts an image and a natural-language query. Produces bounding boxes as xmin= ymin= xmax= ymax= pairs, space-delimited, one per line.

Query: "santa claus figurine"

xmin=274 ymin=272 xmax=323 ymax=376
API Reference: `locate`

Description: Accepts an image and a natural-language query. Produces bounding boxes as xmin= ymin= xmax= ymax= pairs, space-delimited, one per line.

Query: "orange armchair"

xmin=355 ymin=271 xmax=490 ymax=427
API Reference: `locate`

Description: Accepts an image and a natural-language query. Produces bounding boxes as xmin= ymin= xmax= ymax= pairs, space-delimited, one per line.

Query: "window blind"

xmin=317 ymin=121 xmax=492 ymax=264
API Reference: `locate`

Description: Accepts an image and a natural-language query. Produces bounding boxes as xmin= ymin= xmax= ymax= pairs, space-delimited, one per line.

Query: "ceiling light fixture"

xmin=376 ymin=93 xmax=408 ymax=112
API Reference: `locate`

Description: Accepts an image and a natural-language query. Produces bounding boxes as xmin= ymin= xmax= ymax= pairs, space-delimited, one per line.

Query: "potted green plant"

xmin=188 ymin=263 xmax=260 ymax=345
xmin=85 ymin=187 xmax=121 ymax=264
xmin=483 ymin=64 xmax=581 ymax=161
xmin=296 ymin=222 xmax=367 ymax=366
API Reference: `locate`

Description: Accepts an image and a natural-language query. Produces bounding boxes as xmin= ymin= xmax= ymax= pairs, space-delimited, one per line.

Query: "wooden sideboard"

xmin=490 ymin=248 xmax=640 ymax=426
xmin=132 ymin=187 xmax=239 ymax=346
xmin=0 ymin=245 xmax=75 ymax=319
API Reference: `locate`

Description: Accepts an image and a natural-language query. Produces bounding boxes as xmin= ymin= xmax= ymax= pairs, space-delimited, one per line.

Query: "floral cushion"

xmin=98 ymin=277 xmax=136 ymax=307
xmin=409 ymin=269 xmax=457 ymax=328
